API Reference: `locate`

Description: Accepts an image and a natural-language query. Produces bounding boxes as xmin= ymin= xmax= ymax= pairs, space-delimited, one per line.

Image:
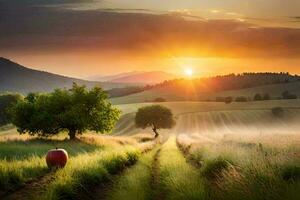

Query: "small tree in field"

xmin=11 ymin=83 xmax=120 ymax=140
xmin=224 ymin=96 xmax=233 ymax=104
xmin=254 ymin=93 xmax=262 ymax=101
xmin=135 ymin=105 xmax=176 ymax=138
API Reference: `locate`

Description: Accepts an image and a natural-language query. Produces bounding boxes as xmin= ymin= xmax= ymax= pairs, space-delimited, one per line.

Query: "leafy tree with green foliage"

xmin=11 ymin=83 xmax=120 ymax=140
xmin=135 ymin=105 xmax=176 ymax=138
xmin=0 ymin=93 xmax=23 ymax=126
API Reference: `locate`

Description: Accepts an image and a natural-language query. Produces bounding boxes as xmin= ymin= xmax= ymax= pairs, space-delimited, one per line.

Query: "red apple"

xmin=46 ymin=148 xmax=68 ymax=168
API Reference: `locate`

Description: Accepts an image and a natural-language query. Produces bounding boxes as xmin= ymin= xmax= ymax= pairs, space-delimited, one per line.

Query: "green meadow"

xmin=0 ymin=100 xmax=299 ymax=200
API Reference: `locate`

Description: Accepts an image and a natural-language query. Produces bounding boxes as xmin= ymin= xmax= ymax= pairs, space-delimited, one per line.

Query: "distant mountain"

xmin=0 ymin=57 xmax=139 ymax=94
xmin=89 ymin=71 xmax=142 ymax=82
xmin=98 ymin=71 xmax=179 ymax=84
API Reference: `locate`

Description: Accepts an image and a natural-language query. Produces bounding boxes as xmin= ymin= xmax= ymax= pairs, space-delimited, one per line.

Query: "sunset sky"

xmin=1 ymin=0 xmax=300 ymax=78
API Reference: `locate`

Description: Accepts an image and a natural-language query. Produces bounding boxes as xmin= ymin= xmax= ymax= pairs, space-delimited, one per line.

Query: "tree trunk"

xmin=68 ymin=129 xmax=76 ymax=140
xmin=152 ymin=127 xmax=159 ymax=138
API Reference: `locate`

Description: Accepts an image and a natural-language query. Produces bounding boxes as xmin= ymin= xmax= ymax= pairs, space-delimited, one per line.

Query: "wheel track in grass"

xmin=1 ymin=148 xmax=130 ymax=200
xmin=1 ymin=171 xmax=56 ymax=200
xmin=150 ymin=147 xmax=162 ymax=200
xmin=100 ymin=146 xmax=161 ymax=200
xmin=90 ymin=141 xmax=160 ymax=200
xmin=1 ymin=149 xmax=114 ymax=200
xmin=158 ymin=136 xmax=206 ymax=200
xmin=176 ymin=136 xmax=203 ymax=168
xmin=3 ymin=141 xmax=156 ymax=200
xmin=93 ymin=138 xmax=165 ymax=200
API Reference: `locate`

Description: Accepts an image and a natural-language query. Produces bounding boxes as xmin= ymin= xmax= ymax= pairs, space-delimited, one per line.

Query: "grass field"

xmin=177 ymin=133 xmax=300 ymax=200
xmin=114 ymin=100 xmax=300 ymax=136
xmin=0 ymin=100 xmax=299 ymax=200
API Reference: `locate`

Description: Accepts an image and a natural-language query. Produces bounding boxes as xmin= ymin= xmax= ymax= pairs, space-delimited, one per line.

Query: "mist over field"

xmin=113 ymin=101 xmax=300 ymax=137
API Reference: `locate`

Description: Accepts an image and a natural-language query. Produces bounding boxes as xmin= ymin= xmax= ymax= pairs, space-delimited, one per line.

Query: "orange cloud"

xmin=1 ymin=4 xmax=300 ymax=78
xmin=1 ymin=7 xmax=300 ymax=59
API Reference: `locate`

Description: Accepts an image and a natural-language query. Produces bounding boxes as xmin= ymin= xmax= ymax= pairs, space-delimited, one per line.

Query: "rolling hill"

xmin=90 ymin=71 xmax=179 ymax=84
xmin=0 ymin=57 xmax=138 ymax=94
xmin=88 ymin=71 xmax=142 ymax=82
xmin=111 ymin=77 xmax=300 ymax=104
xmin=113 ymin=100 xmax=300 ymax=135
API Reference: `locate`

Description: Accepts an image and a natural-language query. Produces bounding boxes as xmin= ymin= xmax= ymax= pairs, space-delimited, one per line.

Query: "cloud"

xmin=0 ymin=0 xmax=94 ymax=12
xmin=0 ymin=0 xmax=92 ymax=5
xmin=0 ymin=5 xmax=300 ymax=59
xmin=289 ymin=16 xmax=300 ymax=22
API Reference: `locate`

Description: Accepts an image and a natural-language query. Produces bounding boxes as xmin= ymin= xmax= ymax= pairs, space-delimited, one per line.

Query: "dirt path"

xmin=1 ymin=171 xmax=56 ymax=200
xmin=91 ymin=142 xmax=159 ymax=200
xmin=176 ymin=137 xmax=203 ymax=168
xmin=150 ymin=147 xmax=163 ymax=200
xmin=89 ymin=177 xmax=114 ymax=200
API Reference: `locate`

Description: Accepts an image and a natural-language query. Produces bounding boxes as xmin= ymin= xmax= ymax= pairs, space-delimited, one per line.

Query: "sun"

xmin=184 ymin=68 xmax=193 ymax=77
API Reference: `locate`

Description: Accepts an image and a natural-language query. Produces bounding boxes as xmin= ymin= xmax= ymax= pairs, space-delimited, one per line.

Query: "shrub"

xmin=272 ymin=107 xmax=284 ymax=118
xmin=216 ymin=96 xmax=233 ymax=104
xmin=253 ymin=93 xmax=262 ymax=101
xmin=153 ymin=97 xmax=166 ymax=102
xmin=224 ymin=97 xmax=233 ymax=104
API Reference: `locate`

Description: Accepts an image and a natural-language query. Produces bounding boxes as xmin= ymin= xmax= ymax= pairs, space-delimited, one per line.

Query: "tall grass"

xmin=0 ymin=134 xmax=128 ymax=194
xmin=43 ymin=146 xmax=140 ymax=200
xmin=107 ymin=147 xmax=159 ymax=200
xmin=0 ymin=156 xmax=47 ymax=191
xmin=179 ymin=134 xmax=300 ymax=200
xmin=158 ymin=137 xmax=206 ymax=200
xmin=0 ymin=139 xmax=100 ymax=160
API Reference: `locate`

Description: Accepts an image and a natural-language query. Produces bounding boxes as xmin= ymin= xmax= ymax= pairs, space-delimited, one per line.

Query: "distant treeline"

xmin=107 ymin=72 xmax=300 ymax=98
xmin=149 ymin=72 xmax=300 ymax=92
xmin=216 ymin=90 xmax=297 ymax=104
xmin=106 ymin=87 xmax=144 ymax=98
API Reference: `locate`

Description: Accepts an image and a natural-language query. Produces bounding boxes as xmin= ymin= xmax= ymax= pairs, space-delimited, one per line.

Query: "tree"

xmin=135 ymin=105 xmax=176 ymax=138
xmin=11 ymin=83 xmax=120 ymax=140
xmin=0 ymin=93 xmax=23 ymax=126
xmin=224 ymin=96 xmax=233 ymax=104
xmin=253 ymin=93 xmax=262 ymax=101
